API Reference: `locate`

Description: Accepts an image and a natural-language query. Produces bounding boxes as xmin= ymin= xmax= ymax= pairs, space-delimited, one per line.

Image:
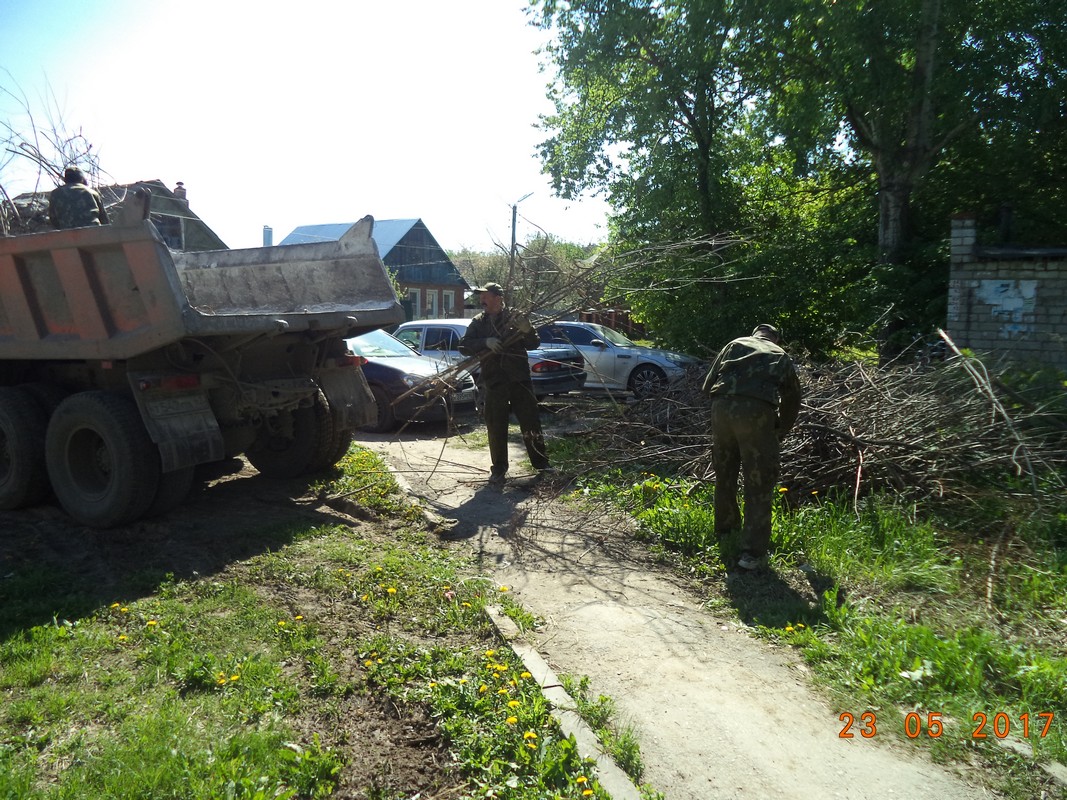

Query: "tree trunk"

xmin=878 ymin=178 xmax=911 ymax=265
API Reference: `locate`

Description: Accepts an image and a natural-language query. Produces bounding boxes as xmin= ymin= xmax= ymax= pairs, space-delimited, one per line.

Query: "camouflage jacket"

xmin=458 ymin=307 xmax=539 ymax=388
xmin=703 ymin=335 xmax=802 ymax=433
xmin=48 ymin=183 xmax=110 ymax=229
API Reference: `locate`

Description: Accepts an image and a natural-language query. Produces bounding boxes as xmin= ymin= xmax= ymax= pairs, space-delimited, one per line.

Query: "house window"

xmin=427 ymin=291 xmax=439 ymax=318
xmin=442 ymin=290 xmax=455 ymax=316
xmin=151 ymin=213 xmax=183 ymax=249
xmin=407 ymin=289 xmax=421 ymax=319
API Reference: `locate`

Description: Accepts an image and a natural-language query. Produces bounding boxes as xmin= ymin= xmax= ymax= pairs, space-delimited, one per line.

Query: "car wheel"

xmin=628 ymin=364 xmax=668 ymax=399
xmin=361 ymin=385 xmax=397 ymax=433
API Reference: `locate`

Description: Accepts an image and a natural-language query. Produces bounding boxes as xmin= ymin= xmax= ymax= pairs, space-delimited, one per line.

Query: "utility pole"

xmin=509 ymin=192 xmax=533 ymax=284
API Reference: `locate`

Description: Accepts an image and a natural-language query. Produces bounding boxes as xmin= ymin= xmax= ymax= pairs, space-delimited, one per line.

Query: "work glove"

xmin=486 ymin=337 xmax=503 ymax=353
xmin=513 ymin=315 xmax=534 ymax=334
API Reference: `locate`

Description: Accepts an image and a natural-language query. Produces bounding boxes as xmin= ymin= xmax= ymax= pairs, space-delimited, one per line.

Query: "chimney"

xmin=263 ymin=225 xmax=273 ymax=247
xmin=173 ymin=181 xmax=187 ymax=205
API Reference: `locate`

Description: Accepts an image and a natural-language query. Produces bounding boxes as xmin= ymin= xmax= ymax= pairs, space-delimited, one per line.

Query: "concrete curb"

xmin=485 ymin=605 xmax=643 ymax=800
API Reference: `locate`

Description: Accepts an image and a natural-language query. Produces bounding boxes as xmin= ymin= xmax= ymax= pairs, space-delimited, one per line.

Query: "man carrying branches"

xmin=459 ymin=283 xmax=552 ymax=486
xmin=704 ymin=323 xmax=802 ymax=570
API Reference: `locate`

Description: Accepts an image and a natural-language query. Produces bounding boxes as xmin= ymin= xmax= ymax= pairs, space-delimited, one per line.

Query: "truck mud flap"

xmin=128 ymin=381 xmax=225 ymax=472
xmin=318 ymin=367 xmax=375 ymax=431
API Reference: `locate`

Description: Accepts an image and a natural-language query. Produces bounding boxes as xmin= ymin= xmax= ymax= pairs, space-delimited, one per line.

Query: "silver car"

xmin=537 ymin=321 xmax=702 ymax=398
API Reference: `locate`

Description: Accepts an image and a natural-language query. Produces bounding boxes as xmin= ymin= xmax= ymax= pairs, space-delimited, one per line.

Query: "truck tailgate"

xmin=0 ymin=216 xmax=402 ymax=361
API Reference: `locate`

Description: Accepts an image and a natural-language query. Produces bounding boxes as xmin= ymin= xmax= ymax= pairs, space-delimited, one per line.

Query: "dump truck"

xmin=0 ymin=209 xmax=404 ymax=528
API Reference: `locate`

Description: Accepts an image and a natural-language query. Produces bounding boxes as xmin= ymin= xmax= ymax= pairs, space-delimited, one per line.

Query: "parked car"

xmin=393 ymin=318 xmax=587 ymax=398
xmin=537 ymin=321 xmax=703 ymax=398
xmin=346 ymin=328 xmax=477 ymax=432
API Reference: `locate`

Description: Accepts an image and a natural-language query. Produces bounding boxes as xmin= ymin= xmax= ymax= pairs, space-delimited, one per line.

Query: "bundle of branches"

xmin=583 ymin=353 xmax=1066 ymax=510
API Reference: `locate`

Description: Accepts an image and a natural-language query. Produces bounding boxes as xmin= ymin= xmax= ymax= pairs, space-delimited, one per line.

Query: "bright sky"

xmin=0 ymin=0 xmax=610 ymax=252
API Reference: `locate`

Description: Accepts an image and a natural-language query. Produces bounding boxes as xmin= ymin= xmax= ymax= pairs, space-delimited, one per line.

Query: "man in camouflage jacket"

xmin=703 ymin=324 xmax=802 ymax=570
xmin=49 ymin=167 xmax=110 ymax=229
xmin=459 ymin=283 xmax=550 ymax=485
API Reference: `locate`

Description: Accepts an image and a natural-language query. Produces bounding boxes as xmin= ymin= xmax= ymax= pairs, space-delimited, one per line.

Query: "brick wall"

xmin=946 ymin=215 xmax=1067 ymax=372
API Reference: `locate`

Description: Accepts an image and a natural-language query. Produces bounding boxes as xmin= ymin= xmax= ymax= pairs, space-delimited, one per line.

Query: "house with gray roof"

xmin=279 ymin=218 xmax=469 ymax=320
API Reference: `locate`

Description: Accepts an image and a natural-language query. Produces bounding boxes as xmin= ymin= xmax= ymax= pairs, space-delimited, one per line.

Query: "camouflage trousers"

xmin=483 ymin=379 xmax=549 ymax=476
xmin=710 ymin=395 xmax=781 ymax=557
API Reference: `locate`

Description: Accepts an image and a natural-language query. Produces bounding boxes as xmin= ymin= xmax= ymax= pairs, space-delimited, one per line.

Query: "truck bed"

xmin=0 ymin=216 xmax=403 ymax=361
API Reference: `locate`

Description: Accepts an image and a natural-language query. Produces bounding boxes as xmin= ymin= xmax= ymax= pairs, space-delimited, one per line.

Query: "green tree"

xmin=532 ymin=0 xmax=746 ymax=242
xmin=740 ymin=0 xmax=1067 ymax=264
xmin=531 ymin=0 xmax=1067 ymax=355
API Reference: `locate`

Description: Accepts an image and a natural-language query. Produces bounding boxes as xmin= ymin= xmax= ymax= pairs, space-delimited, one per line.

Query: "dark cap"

xmin=63 ymin=166 xmax=86 ymax=184
xmin=473 ymin=282 xmax=504 ymax=296
xmin=752 ymin=323 xmax=781 ymax=341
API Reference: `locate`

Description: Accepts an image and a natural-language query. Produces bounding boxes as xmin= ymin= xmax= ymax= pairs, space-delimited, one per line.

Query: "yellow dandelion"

xmin=479 ymin=684 xmax=488 ymax=693
xmin=505 ymin=716 xmax=518 ymax=725
xmin=429 ymin=682 xmax=438 ymax=688
xmin=216 ymin=678 xmax=227 ymax=686
xmin=146 ymin=620 xmax=157 ymax=627
xmin=461 ymin=602 xmax=472 ymax=608
xmin=485 ymin=649 xmax=496 ymax=658
xmin=294 ymin=615 xmax=303 ymax=621
xmin=230 ymin=674 xmax=240 ymax=681
xmin=387 ymin=587 xmax=397 ymax=595
xmin=576 ymin=776 xmax=588 ymax=784
xmin=360 ymin=594 xmax=369 ymax=601
xmin=778 ymin=486 xmax=788 ymax=493
xmin=797 ymin=623 xmax=806 ymax=629
xmin=785 ymin=626 xmax=795 ymax=632
xmin=498 ymin=586 xmax=509 ymax=592
xmin=277 ymin=621 xmax=286 ymax=627
xmin=375 ymin=565 xmax=383 ymax=571
xmin=508 ymin=700 xmax=520 ymax=709
xmin=497 ymin=688 xmax=509 ymax=695
xmin=443 ymin=585 xmax=451 ymax=591
xmin=520 ymin=671 xmax=532 ymax=679
xmin=110 ymin=602 xmax=120 ymax=609
xmin=523 ymin=731 xmax=537 ymax=740
xmin=117 ymin=634 xmax=127 ymax=642
xmin=582 ymin=791 xmax=594 ymax=797
xmin=526 ymin=742 xmax=537 ymax=749
xmin=120 ymin=607 xmax=129 ymax=613
xmin=364 ymin=660 xmax=374 ymax=667
xmin=494 ymin=664 xmax=508 ymax=672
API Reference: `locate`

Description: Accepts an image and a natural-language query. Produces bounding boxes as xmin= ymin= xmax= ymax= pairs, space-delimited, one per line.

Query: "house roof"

xmin=279 ymin=219 xmax=421 ymax=257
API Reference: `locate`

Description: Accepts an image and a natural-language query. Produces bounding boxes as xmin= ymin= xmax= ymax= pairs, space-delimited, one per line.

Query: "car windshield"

xmin=348 ymin=329 xmax=418 ymax=358
xmin=586 ymin=323 xmax=635 ymax=347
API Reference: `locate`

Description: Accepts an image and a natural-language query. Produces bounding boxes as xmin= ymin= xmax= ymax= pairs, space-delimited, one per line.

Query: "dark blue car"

xmin=346 ymin=329 xmax=477 ymax=433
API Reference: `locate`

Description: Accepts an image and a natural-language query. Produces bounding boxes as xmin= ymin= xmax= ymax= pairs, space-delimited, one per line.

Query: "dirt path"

xmin=356 ymin=422 xmax=988 ymax=800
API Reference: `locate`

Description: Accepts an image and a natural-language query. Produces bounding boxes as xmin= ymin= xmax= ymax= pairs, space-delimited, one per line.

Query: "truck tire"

xmin=325 ymin=427 xmax=354 ymax=466
xmin=144 ymin=467 xmax=196 ymax=518
xmin=306 ymin=392 xmax=342 ymax=472
xmin=45 ymin=391 xmax=161 ymax=528
xmin=20 ymin=381 xmax=69 ymax=417
xmin=0 ymin=387 xmax=51 ymax=509
xmin=246 ymin=394 xmax=330 ymax=478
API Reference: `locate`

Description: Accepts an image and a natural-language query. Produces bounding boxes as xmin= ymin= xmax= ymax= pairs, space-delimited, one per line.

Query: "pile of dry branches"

xmin=590 ymin=351 xmax=1067 ymax=510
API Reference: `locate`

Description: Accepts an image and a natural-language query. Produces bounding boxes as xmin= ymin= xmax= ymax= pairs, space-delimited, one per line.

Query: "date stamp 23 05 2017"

xmin=838 ymin=711 xmax=1056 ymax=740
